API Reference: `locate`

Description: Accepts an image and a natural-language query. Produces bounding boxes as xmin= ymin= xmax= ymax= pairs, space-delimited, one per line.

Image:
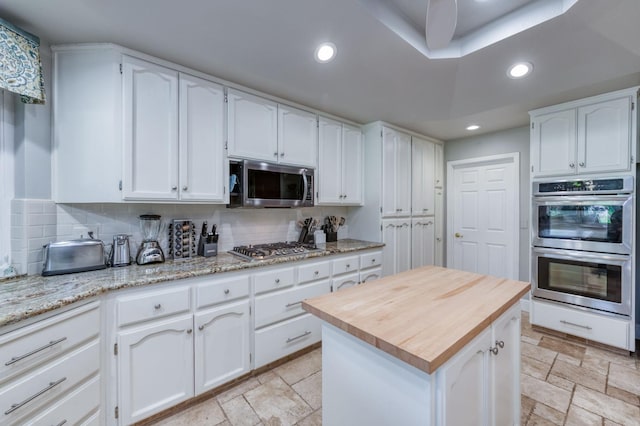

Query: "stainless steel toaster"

xmin=42 ymin=239 xmax=107 ymax=276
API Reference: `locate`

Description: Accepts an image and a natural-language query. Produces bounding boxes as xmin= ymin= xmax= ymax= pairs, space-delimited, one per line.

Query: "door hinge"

xmin=380 ymin=224 xmax=382 ymax=232
xmin=114 ymin=343 xmax=118 ymax=355
xmin=223 ymin=186 xmax=226 ymax=195
xmin=249 ymin=305 xmax=252 ymax=315
xmin=115 ymin=406 xmax=119 ymax=419
xmin=224 ymin=94 xmax=228 ymax=103
xmin=632 ymin=102 xmax=635 ymax=111
xmin=531 ymin=122 xmax=534 ymax=129
xmin=225 ymin=141 xmax=228 ymax=150
xmin=380 ymin=130 xmax=383 ymax=138
xmin=380 ymin=207 xmax=382 ymax=214
xmin=119 ymin=64 xmax=122 ymax=74
xmin=531 ymin=165 xmax=534 ymax=173
xmin=250 ymin=353 xmax=252 ymax=363
xmin=118 ymin=180 xmax=122 ymax=191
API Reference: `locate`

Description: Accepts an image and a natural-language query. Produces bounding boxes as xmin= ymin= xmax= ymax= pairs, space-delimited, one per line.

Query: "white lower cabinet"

xmin=360 ymin=267 xmax=382 ymax=284
xmin=254 ymin=314 xmax=322 ymax=368
xmin=117 ymin=314 xmax=195 ymax=424
xmin=411 ymin=217 xmax=435 ymax=269
xmin=382 ymin=218 xmax=411 ymax=276
xmin=195 ymin=300 xmax=250 ymax=394
xmin=332 ymin=273 xmax=360 ymax=292
xmin=0 ymin=302 xmax=101 ymax=426
xmin=437 ymin=303 xmax=521 ymax=425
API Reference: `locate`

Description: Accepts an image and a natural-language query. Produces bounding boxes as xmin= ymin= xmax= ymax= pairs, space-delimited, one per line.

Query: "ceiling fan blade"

xmin=425 ymin=0 xmax=458 ymax=50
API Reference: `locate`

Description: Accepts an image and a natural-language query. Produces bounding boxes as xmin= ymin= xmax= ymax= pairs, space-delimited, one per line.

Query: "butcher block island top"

xmin=302 ymin=265 xmax=530 ymax=374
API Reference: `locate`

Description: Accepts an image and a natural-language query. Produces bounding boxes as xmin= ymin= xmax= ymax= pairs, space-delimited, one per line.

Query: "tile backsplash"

xmin=11 ymin=199 xmax=350 ymax=275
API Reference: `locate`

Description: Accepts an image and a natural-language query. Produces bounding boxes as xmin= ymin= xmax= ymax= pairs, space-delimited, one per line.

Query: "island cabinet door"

xmin=489 ymin=304 xmax=521 ymax=426
xmin=437 ymin=327 xmax=491 ymax=426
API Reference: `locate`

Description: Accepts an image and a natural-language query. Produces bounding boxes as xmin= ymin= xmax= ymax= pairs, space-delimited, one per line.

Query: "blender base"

xmin=136 ymin=241 xmax=165 ymax=265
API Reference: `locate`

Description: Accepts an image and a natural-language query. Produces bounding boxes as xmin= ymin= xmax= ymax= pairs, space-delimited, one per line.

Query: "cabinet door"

xmin=123 ymin=56 xmax=179 ymax=200
xmin=411 ymin=137 xmax=435 ymax=216
xmin=179 ymin=74 xmax=227 ymax=202
xmin=434 ymin=189 xmax=444 ymax=267
xmin=490 ymin=304 xmax=521 ymax=426
xmin=382 ymin=220 xmax=398 ymax=277
xmin=278 ymin=105 xmax=317 ymax=167
xmin=530 ymin=110 xmax=576 ymax=177
xmin=332 ymin=273 xmax=360 ymax=292
xmin=118 ymin=315 xmax=194 ymax=424
xmin=194 ymin=300 xmax=250 ymax=394
xmin=360 ymin=267 xmax=382 ymax=284
xmin=395 ymin=132 xmax=412 ymax=216
xmin=342 ymin=124 xmax=364 ymax=205
xmin=438 ymin=327 xmax=490 ymax=426
xmin=382 ymin=127 xmax=398 ymax=217
xmin=396 ymin=220 xmax=412 ymax=273
xmin=411 ymin=219 xmax=435 ymax=269
xmin=578 ymin=96 xmax=632 ymax=174
xmin=434 ymin=143 xmax=444 ymax=188
xmin=227 ymin=89 xmax=278 ymax=162
xmin=317 ymin=117 xmax=343 ymax=204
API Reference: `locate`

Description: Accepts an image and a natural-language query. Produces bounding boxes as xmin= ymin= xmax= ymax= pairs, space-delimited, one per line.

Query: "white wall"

xmin=444 ymin=126 xmax=530 ymax=281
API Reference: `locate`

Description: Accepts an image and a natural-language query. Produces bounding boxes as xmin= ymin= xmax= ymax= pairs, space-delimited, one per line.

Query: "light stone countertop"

xmin=0 ymin=239 xmax=383 ymax=329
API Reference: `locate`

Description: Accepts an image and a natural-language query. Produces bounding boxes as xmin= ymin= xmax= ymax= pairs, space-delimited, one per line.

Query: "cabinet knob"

xmin=454 ymin=233 xmax=463 ymax=238
xmin=346 ymin=264 xmax=350 ymax=268
xmin=198 ymin=325 xmax=204 ymax=331
xmin=274 ymin=152 xmax=278 ymax=157
xmin=314 ymin=271 xmax=319 ymax=275
xmin=154 ymin=304 xmax=162 ymax=310
xmin=182 ymin=186 xmax=188 ymax=191
xmin=496 ymin=340 xmax=505 ymax=349
xmin=280 ymin=152 xmax=285 ymax=157
xmin=579 ymin=162 xmax=585 ymax=167
xmin=396 ymin=208 xmax=402 ymax=212
xmin=224 ymin=289 xmax=230 ymax=294
xmin=275 ymin=278 xmax=280 ymax=284
xmin=186 ymin=329 xmax=193 ymax=334
xmin=489 ymin=346 xmax=499 ymax=355
xmin=343 ymin=194 xmax=347 ymax=198
xmin=436 ymin=237 xmax=442 ymax=242
xmin=569 ymin=163 xmax=575 ymax=168
xmin=171 ymin=186 xmax=178 ymax=191
xmin=371 ymin=259 xmax=376 ymax=263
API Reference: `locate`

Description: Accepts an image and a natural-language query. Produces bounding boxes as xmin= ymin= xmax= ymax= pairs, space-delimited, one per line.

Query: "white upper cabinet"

xmin=317 ymin=117 xmax=363 ymax=206
xmin=227 ymin=90 xmax=318 ymax=167
xmin=411 ymin=137 xmax=436 ymax=216
xmin=530 ymin=88 xmax=637 ymax=178
xmin=123 ymin=56 xmax=179 ymax=200
xmin=227 ymin=88 xmax=278 ymax=162
xmin=278 ymin=104 xmax=318 ymax=167
xmin=382 ymin=127 xmax=411 ymax=217
xmin=179 ymin=73 xmax=227 ymax=202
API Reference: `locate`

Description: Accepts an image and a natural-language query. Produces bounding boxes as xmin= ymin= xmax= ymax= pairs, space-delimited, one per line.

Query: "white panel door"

xmin=411 ymin=218 xmax=435 ymax=269
xmin=411 ymin=137 xmax=435 ymax=216
xmin=530 ymin=109 xmax=576 ymax=177
xmin=194 ymin=300 xmax=250 ymax=394
xmin=179 ymin=73 xmax=226 ymax=202
xmin=278 ymin=105 xmax=317 ymax=167
xmin=227 ymin=89 xmax=278 ymax=162
xmin=123 ymin=56 xmax=179 ymax=200
xmin=578 ymin=96 xmax=631 ymax=174
xmin=448 ymin=155 xmax=518 ymax=279
xmin=118 ymin=315 xmax=194 ymax=425
xmin=342 ymin=124 xmax=364 ymax=205
xmin=317 ymin=117 xmax=343 ymax=204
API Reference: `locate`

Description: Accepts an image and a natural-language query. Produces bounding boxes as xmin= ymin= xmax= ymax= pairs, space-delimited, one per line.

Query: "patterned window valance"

xmin=0 ymin=18 xmax=45 ymax=104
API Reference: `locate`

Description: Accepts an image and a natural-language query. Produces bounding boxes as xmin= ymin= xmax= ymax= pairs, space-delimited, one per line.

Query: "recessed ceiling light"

xmin=466 ymin=124 xmax=480 ymax=131
xmin=314 ymin=42 xmax=337 ymax=63
xmin=507 ymin=62 xmax=533 ymax=79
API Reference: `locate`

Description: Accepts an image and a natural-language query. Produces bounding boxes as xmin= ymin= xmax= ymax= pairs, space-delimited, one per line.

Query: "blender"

xmin=136 ymin=214 xmax=165 ymax=265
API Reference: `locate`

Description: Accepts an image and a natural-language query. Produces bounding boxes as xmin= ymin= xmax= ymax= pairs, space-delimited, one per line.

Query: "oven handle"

xmin=532 ymin=247 xmax=631 ymax=263
xmin=532 ymin=194 xmax=633 ymax=204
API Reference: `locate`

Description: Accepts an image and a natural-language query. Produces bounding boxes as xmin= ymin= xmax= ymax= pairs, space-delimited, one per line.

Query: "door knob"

xmin=455 ymin=233 xmax=463 ymax=238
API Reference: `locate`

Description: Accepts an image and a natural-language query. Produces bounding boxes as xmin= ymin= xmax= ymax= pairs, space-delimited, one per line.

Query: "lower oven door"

xmin=532 ymin=247 xmax=631 ymax=316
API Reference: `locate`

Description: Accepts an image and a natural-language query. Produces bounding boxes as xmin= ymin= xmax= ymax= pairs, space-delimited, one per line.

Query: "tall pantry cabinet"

xmin=350 ymin=122 xmax=444 ymax=276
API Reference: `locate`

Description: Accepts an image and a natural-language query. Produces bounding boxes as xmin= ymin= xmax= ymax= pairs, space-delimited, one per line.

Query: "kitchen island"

xmin=302 ymin=265 xmax=530 ymax=426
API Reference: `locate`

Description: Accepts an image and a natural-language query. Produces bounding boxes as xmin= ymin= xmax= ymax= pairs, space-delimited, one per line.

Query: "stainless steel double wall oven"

xmin=531 ymin=176 xmax=634 ymax=316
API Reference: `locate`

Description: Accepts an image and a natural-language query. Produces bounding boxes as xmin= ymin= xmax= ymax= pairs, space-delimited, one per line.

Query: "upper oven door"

xmin=532 ymin=194 xmax=633 ymax=254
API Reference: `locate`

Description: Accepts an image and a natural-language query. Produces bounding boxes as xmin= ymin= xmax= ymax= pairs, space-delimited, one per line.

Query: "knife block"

xmin=325 ymin=231 xmax=337 ymax=242
xmin=202 ymin=243 xmax=218 ymax=257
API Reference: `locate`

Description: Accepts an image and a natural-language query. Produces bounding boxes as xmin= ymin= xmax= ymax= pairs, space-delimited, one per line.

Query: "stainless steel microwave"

xmin=228 ymin=160 xmax=314 ymax=208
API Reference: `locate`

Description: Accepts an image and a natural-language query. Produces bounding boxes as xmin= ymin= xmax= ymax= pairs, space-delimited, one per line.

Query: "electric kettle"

xmin=110 ymin=234 xmax=131 ymax=267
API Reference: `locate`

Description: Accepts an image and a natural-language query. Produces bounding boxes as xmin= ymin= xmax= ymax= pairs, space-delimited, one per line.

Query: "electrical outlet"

xmin=73 ymin=225 xmax=101 ymax=239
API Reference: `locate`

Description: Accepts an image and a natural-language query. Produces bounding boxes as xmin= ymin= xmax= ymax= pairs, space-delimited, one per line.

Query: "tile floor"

xmin=153 ymin=312 xmax=640 ymax=426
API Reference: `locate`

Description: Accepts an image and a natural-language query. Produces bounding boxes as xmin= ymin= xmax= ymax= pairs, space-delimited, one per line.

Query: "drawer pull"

xmin=154 ymin=304 xmax=162 ymax=310
xmin=314 ymin=271 xmax=319 ymax=275
xmin=346 ymin=264 xmax=350 ymax=268
xmin=52 ymin=420 xmax=67 ymax=426
xmin=187 ymin=329 xmax=193 ymax=334
xmin=5 ymin=377 xmax=67 ymax=415
xmin=560 ymin=320 xmax=592 ymax=330
xmin=286 ymin=331 xmax=311 ymax=343
xmin=5 ymin=337 xmax=67 ymax=366
xmin=275 ymin=279 xmax=280 ymax=284
xmin=224 ymin=289 xmax=230 ymax=295
xmin=198 ymin=325 xmax=204 ymax=331
xmin=285 ymin=301 xmax=302 ymax=308
xmin=371 ymin=259 xmax=376 ymax=263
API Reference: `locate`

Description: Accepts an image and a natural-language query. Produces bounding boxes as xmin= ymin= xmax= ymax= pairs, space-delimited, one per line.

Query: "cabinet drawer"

xmin=298 ymin=261 xmax=331 ymax=284
xmin=531 ymin=300 xmax=630 ymax=349
xmin=21 ymin=374 xmax=100 ymax=426
xmin=255 ymin=280 xmax=331 ymax=328
xmin=0 ymin=340 xmax=100 ymax=424
xmin=117 ymin=286 xmax=190 ymax=327
xmin=360 ymin=267 xmax=382 ymax=284
xmin=332 ymin=273 xmax=360 ymax=292
xmin=332 ymin=255 xmax=359 ymax=276
xmin=0 ymin=302 xmax=99 ymax=384
xmin=360 ymin=251 xmax=382 ymax=270
xmin=254 ymin=313 xmax=321 ymax=368
xmin=195 ymin=275 xmax=250 ymax=309
xmin=254 ymin=267 xmax=295 ymax=295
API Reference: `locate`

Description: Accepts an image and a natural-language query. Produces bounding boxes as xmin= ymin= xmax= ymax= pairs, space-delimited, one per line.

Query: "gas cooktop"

xmin=229 ymin=242 xmax=320 ymax=261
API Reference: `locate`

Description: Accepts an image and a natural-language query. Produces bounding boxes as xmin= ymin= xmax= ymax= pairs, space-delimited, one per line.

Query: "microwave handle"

xmin=302 ymin=172 xmax=309 ymax=202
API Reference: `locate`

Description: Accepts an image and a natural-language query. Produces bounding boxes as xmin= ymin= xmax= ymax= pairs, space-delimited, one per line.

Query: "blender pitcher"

xmin=136 ymin=214 xmax=165 ymax=265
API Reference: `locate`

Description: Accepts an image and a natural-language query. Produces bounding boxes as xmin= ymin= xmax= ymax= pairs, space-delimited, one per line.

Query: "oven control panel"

xmin=534 ymin=176 xmax=633 ymax=195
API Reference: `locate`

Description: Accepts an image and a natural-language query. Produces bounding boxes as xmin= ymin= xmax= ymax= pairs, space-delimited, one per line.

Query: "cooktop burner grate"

xmin=229 ymin=242 xmax=320 ymax=261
